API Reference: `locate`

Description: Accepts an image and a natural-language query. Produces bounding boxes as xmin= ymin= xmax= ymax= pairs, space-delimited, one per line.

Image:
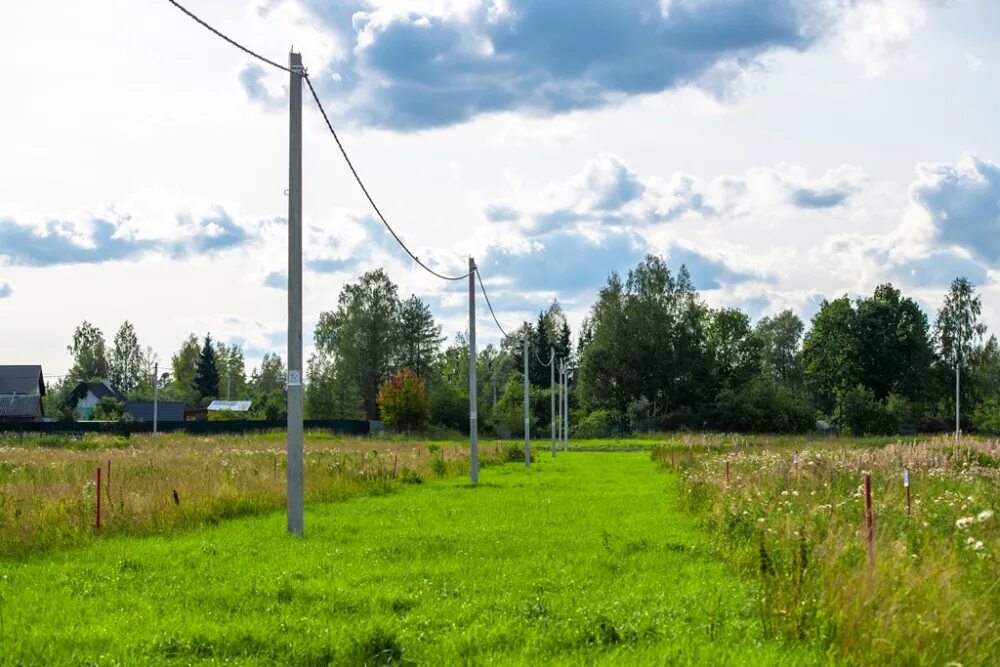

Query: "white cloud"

xmin=839 ymin=0 xmax=929 ymax=77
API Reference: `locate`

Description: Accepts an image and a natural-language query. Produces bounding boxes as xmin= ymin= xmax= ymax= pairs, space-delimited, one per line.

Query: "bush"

xmin=92 ymin=397 xmax=125 ymax=421
xmin=839 ymin=384 xmax=893 ymax=436
xmin=377 ymin=369 xmax=429 ymax=431
xmin=574 ymin=409 xmax=623 ymax=438
xmin=886 ymin=394 xmax=918 ymax=434
xmin=973 ymin=398 xmax=1000 ymax=435
xmin=714 ymin=378 xmax=814 ymax=433
xmin=427 ymin=381 xmax=466 ymax=432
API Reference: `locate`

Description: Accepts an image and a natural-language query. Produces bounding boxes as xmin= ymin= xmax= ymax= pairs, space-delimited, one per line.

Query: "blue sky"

xmin=1 ymin=0 xmax=999 ymax=377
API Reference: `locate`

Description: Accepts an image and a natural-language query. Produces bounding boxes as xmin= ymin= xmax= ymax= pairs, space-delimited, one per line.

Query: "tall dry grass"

xmin=0 ymin=432 xmax=495 ymax=557
xmin=654 ymin=435 xmax=1000 ymax=665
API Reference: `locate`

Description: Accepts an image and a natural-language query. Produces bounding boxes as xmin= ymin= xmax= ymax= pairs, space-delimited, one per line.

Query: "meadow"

xmin=658 ymin=434 xmax=1000 ymax=666
xmin=1 ymin=431 xmax=997 ymax=665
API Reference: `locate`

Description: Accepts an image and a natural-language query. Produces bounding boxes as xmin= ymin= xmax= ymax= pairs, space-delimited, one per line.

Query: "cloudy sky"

xmin=2 ymin=0 xmax=999 ymax=379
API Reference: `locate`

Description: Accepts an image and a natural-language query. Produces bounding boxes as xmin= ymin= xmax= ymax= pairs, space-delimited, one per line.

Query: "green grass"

xmin=0 ymin=452 xmax=822 ymax=666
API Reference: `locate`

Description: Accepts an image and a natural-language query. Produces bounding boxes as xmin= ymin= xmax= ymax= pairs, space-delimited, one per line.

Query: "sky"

xmin=1 ymin=0 xmax=999 ymax=380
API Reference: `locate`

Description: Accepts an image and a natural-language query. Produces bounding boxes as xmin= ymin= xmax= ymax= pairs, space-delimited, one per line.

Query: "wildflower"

xmin=973 ymin=541 xmax=985 ymax=551
xmin=956 ymin=516 xmax=975 ymax=529
xmin=792 ymin=491 xmax=799 ymax=497
xmin=977 ymin=509 xmax=994 ymax=522
xmin=967 ymin=537 xmax=975 ymax=545
xmin=757 ymin=518 xmax=765 ymax=523
xmin=781 ymin=490 xmax=789 ymax=496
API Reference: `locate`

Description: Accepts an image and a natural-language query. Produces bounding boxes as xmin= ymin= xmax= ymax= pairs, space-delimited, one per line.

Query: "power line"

xmin=302 ymin=75 xmax=469 ymax=282
xmin=162 ymin=1 xmax=468 ymax=282
xmin=164 ymin=0 xmax=291 ymax=73
xmin=534 ymin=348 xmax=552 ymax=367
xmin=476 ymin=268 xmax=515 ymax=340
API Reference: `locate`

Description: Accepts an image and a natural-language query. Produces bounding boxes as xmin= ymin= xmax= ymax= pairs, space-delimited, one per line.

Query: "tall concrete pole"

xmin=152 ymin=362 xmax=158 ymax=437
xmin=563 ymin=365 xmax=569 ymax=450
xmin=956 ymin=359 xmax=961 ymax=440
xmin=550 ymin=348 xmax=556 ymax=457
xmin=468 ymin=257 xmax=479 ymax=484
xmin=523 ymin=335 xmax=530 ymax=468
xmin=286 ymin=51 xmax=305 ymax=536
xmin=556 ymin=360 xmax=562 ymax=445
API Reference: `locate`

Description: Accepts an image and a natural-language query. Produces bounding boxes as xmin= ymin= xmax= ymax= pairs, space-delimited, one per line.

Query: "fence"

xmin=0 ymin=419 xmax=372 ymax=437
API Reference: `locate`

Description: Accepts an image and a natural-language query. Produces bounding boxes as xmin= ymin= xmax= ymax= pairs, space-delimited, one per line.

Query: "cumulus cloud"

xmin=909 ymin=154 xmax=1000 ymax=265
xmin=0 ymin=281 xmax=11 ymax=298
xmin=840 ymin=0 xmax=929 ymax=77
xmin=263 ymin=270 xmax=287 ymax=289
xmin=246 ymin=0 xmax=850 ymax=130
xmin=0 ymin=208 xmax=253 ymax=267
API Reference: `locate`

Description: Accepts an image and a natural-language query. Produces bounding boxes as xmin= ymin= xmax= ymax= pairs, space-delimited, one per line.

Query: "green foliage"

xmin=839 ymin=384 xmax=892 ymax=436
xmin=427 ymin=380 xmax=467 ymax=432
xmin=972 ymin=398 xmax=1000 ymax=435
xmin=194 ymin=333 xmax=220 ymax=401
xmin=170 ymin=334 xmax=202 ymax=408
xmin=67 ymin=320 xmax=109 ymax=382
xmin=91 ymin=396 xmax=125 ymax=421
xmin=754 ymin=310 xmax=805 ymax=387
xmin=377 ymin=369 xmax=429 ymax=431
xmin=934 ymin=276 xmax=986 ymax=369
xmin=109 ymin=321 xmax=144 ymax=394
xmin=714 ymin=377 xmax=814 ymax=433
xmin=305 ymin=352 xmax=365 ymax=420
xmin=574 ymin=409 xmax=624 ymax=438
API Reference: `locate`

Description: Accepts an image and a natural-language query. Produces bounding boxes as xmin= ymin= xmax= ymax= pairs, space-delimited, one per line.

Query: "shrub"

xmin=92 ymin=397 xmax=125 ymax=421
xmin=886 ymin=394 xmax=918 ymax=434
xmin=839 ymin=384 xmax=892 ymax=435
xmin=377 ymin=369 xmax=429 ymax=431
xmin=714 ymin=378 xmax=814 ymax=433
xmin=574 ymin=409 xmax=622 ymax=438
xmin=427 ymin=381 xmax=466 ymax=432
xmin=973 ymin=398 xmax=1000 ymax=435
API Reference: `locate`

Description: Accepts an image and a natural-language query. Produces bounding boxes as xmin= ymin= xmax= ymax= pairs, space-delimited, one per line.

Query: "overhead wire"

xmin=163 ymin=0 xmax=469 ymax=282
xmin=475 ymin=268 xmax=518 ymax=341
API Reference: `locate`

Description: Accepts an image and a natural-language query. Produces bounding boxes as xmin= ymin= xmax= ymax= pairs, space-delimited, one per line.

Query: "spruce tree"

xmin=195 ymin=333 xmax=220 ymax=401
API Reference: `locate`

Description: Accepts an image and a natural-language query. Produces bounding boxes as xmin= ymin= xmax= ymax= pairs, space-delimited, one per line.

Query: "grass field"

xmin=0 ymin=450 xmax=823 ymax=666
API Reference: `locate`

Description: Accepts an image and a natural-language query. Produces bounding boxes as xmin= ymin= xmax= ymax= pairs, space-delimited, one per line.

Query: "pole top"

xmin=289 ymin=51 xmax=303 ymax=69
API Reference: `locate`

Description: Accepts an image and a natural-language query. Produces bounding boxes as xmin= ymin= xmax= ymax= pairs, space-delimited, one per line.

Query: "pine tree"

xmin=195 ymin=334 xmax=220 ymax=402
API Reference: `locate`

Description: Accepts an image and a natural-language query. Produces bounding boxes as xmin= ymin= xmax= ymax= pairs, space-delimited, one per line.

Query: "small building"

xmin=70 ymin=380 xmax=124 ymax=420
xmin=0 ymin=365 xmax=46 ymax=422
xmin=207 ymin=400 xmax=252 ymax=413
xmin=125 ymin=401 xmax=185 ymax=423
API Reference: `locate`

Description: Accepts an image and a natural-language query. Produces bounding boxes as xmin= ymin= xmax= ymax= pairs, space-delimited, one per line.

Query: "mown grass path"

xmin=0 ymin=452 xmax=821 ymax=665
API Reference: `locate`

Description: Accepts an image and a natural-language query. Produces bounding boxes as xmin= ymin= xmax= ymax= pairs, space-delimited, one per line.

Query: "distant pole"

xmin=864 ymin=473 xmax=874 ymax=572
xmin=227 ymin=368 xmax=232 ymax=400
xmin=550 ymin=348 xmax=556 ymax=457
xmin=523 ymin=334 xmax=530 ymax=468
xmin=152 ymin=362 xmax=158 ymax=437
xmin=556 ymin=360 xmax=562 ymax=445
xmin=563 ymin=365 xmax=569 ymax=450
xmin=95 ymin=466 xmax=101 ymax=534
xmin=286 ymin=50 xmax=305 ymax=537
xmin=468 ymin=257 xmax=479 ymax=485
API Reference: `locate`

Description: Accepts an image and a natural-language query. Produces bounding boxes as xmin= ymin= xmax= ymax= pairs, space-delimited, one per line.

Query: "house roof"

xmin=72 ymin=380 xmax=123 ymax=402
xmin=207 ymin=400 xmax=252 ymax=412
xmin=0 ymin=394 xmax=41 ymax=419
xmin=0 ymin=365 xmax=45 ymax=395
xmin=124 ymin=401 xmax=185 ymax=422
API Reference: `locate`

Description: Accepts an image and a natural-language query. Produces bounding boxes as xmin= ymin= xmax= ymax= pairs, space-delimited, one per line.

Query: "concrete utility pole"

xmin=523 ymin=335 xmax=530 ymax=468
xmin=563 ymin=364 xmax=569 ymax=450
xmin=152 ymin=362 xmax=158 ymax=437
xmin=286 ymin=51 xmax=305 ymax=537
xmin=956 ymin=358 xmax=961 ymax=440
xmin=468 ymin=257 xmax=479 ymax=484
xmin=550 ymin=348 xmax=556 ymax=457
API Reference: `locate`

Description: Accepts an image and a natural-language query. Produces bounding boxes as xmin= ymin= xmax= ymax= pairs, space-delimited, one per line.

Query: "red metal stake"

xmin=864 ymin=473 xmax=874 ymax=572
xmin=96 ymin=467 xmax=102 ymax=535
xmin=725 ymin=460 xmax=730 ymax=485
xmin=670 ymin=451 xmax=675 ymax=468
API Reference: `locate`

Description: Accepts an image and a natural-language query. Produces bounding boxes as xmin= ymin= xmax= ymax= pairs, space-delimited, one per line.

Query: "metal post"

xmin=556 ymin=361 xmax=562 ymax=445
xmin=523 ymin=335 xmax=530 ymax=468
xmin=469 ymin=257 xmax=479 ymax=485
xmin=152 ymin=362 xmax=158 ymax=437
xmin=550 ymin=348 xmax=555 ymax=458
xmin=286 ymin=51 xmax=305 ymax=536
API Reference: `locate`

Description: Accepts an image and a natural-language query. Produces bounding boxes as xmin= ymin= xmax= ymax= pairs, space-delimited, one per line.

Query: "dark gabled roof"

xmin=72 ymin=381 xmax=123 ymax=402
xmin=0 ymin=394 xmax=41 ymax=418
xmin=124 ymin=401 xmax=185 ymax=422
xmin=0 ymin=365 xmax=45 ymax=396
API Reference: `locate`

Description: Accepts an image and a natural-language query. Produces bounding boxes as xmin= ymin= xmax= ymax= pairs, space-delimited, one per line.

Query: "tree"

xmin=214 ymin=342 xmax=248 ymax=400
xmin=377 ymin=369 xmax=428 ymax=431
xmin=194 ymin=334 xmax=220 ymax=402
xmin=109 ymin=321 xmax=143 ymax=394
xmin=754 ymin=310 xmax=805 ymax=387
xmin=171 ymin=334 xmax=201 ymax=407
xmin=305 ymin=352 xmax=364 ymax=419
xmin=68 ymin=321 xmax=108 ymax=382
xmin=397 ymin=295 xmax=445 ymax=378
xmin=854 ymin=284 xmax=933 ymax=401
xmin=802 ymin=296 xmax=858 ymax=416
xmin=934 ymin=277 xmax=985 ymax=371
xmin=251 ymin=353 xmax=287 ymax=394
xmin=705 ymin=308 xmax=761 ymax=394
xmin=315 ymin=269 xmax=402 ymax=419
xmin=92 ymin=396 xmax=125 ymax=421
